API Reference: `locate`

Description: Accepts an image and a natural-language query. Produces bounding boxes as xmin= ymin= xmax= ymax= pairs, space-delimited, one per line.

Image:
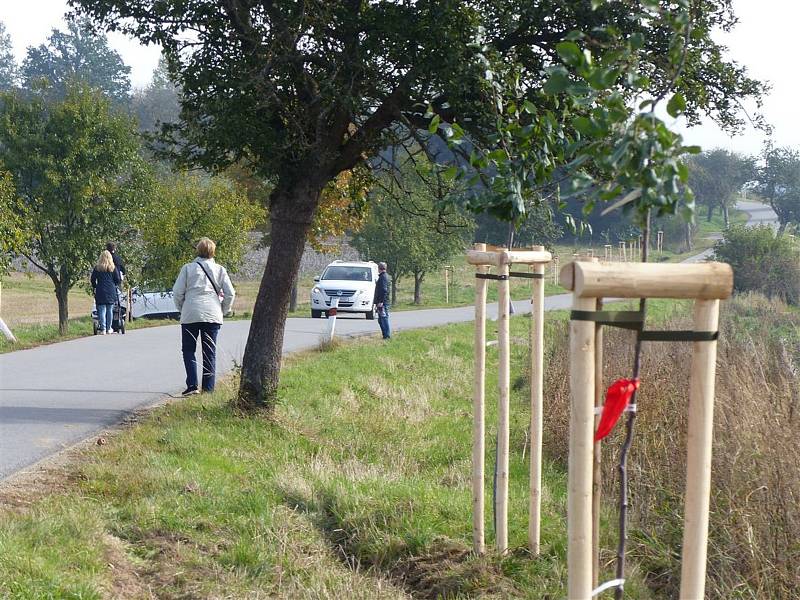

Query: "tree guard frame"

xmin=468 ymin=243 xmax=552 ymax=555
xmin=560 ymin=260 xmax=733 ymax=600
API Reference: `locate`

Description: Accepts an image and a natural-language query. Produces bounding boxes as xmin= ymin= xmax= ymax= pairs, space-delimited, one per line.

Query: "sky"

xmin=0 ymin=0 xmax=796 ymax=157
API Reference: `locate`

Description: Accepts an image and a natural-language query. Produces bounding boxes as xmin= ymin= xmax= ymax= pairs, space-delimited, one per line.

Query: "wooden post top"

xmin=559 ymin=260 xmax=733 ymax=300
xmin=467 ymin=244 xmax=552 ymax=266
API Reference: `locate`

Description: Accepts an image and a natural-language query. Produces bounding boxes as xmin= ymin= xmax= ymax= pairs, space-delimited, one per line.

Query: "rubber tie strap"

xmin=594 ymin=404 xmax=638 ymax=415
xmin=592 ymin=578 xmax=625 ymax=597
xmin=570 ymin=310 xmax=644 ymax=331
xmin=476 ymin=273 xmax=508 ymax=280
xmin=509 ymin=271 xmax=544 ymax=279
xmin=639 ymin=330 xmax=719 ymax=342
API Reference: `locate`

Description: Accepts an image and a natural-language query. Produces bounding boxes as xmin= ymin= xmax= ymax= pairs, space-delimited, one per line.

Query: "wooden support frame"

xmin=469 ymin=244 xmax=552 ymax=555
xmin=560 ymin=260 xmax=733 ymax=599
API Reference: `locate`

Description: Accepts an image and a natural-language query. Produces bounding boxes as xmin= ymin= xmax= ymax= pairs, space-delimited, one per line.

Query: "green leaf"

xmin=427 ymin=114 xmax=441 ymax=134
xmin=666 ymin=92 xmax=686 ymax=118
xmin=556 ymin=41 xmax=583 ymax=67
xmin=543 ymin=67 xmax=570 ymax=95
xmin=591 ymin=0 xmax=605 ymax=9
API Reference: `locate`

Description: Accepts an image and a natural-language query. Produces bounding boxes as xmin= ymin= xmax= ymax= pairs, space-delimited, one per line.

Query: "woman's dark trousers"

xmin=181 ymin=322 xmax=221 ymax=392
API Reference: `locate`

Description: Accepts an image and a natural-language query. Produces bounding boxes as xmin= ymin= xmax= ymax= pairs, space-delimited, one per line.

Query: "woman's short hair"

xmin=196 ymin=237 xmax=217 ymax=258
xmin=96 ymin=250 xmax=115 ymax=272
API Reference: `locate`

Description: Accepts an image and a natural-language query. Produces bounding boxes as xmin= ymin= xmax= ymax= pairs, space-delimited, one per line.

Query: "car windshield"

xmin=321 ymin=266 xmax=372 ymax=281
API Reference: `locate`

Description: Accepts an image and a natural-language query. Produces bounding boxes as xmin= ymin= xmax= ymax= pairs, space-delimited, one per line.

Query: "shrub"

xmin=713 ymin=224 xmax=800 ymax=305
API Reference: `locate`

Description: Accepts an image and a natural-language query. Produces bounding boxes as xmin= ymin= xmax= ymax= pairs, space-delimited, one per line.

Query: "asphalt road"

xmin=0 ymin=200 xmax=778 ymax=481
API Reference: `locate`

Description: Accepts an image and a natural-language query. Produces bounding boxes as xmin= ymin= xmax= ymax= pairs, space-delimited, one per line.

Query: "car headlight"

xmin=312 ymin=286 xmax=321 ymax=295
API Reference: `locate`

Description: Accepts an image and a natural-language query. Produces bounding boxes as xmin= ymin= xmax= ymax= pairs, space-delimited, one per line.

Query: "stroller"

xmin=92 ymin=290 xmax=127 ymax=335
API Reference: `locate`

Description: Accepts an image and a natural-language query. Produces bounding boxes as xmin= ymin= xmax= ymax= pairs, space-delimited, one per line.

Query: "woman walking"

xmin=91 ymin=250 xmax=121 ymax=335
xmin=172 ymin=237 xmax=236 ymax=396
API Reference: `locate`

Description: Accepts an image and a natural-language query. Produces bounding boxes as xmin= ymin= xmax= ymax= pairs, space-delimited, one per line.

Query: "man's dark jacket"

xmin=373 ymin=271 xmax=389 ymax=305
xmin=112 ymin=253 xmax=126 ymax=277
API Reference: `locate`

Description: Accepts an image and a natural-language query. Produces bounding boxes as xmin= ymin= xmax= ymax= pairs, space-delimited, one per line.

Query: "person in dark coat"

xmin=106 ymin=242 xmax=126 ymax=282
xmin=373 ymin=262 xmax=391 ymax=339
xmin=91 ymin=250 xmax=121 ymax=334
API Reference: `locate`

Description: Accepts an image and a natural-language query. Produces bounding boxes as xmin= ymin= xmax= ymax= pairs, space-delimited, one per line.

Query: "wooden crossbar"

xmin=467 ymin=248 xmax=552 ymax=267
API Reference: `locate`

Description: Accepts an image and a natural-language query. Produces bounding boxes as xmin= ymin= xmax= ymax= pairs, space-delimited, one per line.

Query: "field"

xmin=1 ymin=292 xmax=796 ymax=598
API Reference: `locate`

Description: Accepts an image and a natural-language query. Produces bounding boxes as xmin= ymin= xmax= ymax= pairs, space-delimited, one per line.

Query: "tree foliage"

xmin=134 ymin=172 xmax=265 ymax=289
xmin=756 ymin=146 xmax=800 ymax=234
xmin=0 ymin=171 xmax=28 ymax=277
xmin=714 ymin=225 xmax=800 ymax=305
xmin=130 ymin=56 xmax=180 ymax=134
xmin=352 ymin=159 xmax=474 ymax=305
xmin=688 ymin=149 xmax=754 ymax=225
xmin=0 ymin=83 xmax=148 ymax=333
xmin=0 ymin=22 xmax=18 ymax=91
xmin=69 ymin=0 xmax=766 ymax=408
xmin=21 ymin=19 xmax=131 ymax=102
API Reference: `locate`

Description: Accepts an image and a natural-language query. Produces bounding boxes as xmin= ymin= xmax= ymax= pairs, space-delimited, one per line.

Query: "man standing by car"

xmin=373 ymin=262 xmax=391 ymax=339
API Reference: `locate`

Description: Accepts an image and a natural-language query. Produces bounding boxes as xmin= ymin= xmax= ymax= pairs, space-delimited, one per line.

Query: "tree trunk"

xmin=391 ymin=276 xmax=398 ymax=305
xmin=684 ymin=222 xmax=693 ymax=251
xmin=722 ymin=204 xmax=729 ymax=228
xmin=236 ymin=184 xmax=319 ymax=411
xmin=706 ymin=204 xmax=713 ymax=222
xmin=413 ymin=271 xmax=424 ymax=305
xmin=289 ymin=281 xmax=298 ymax=313
xmin=55 ymin=277 xmax=70 ymax=336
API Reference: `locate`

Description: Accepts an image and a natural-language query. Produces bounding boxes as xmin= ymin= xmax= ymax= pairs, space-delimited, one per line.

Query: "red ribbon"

xmin=595 ymin=378 xmax=640 ymax=442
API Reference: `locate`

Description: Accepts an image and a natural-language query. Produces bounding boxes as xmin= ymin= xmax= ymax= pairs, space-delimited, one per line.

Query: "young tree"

xmin=0 ymin=171 xmax=27 ymax=277
xmin=0 ymin=22 xmax=18 ymax=91
xmin=688 ymin=149 xmax=755 ymax=226
xmin=0 ymin=84 xmax=148 ymax=334
xmin=756 ymin=146 xmax=800 ymax=235
xmin=71 ymin=0 xmax=764 ymax=410
xmin=133 ymin=171 xmax=265 ymax=289
xmin=21 ymin=18 xmax=131 ymax=102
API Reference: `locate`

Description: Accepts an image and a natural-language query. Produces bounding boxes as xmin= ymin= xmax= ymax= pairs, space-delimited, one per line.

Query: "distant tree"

xmin=0 ymin=84 xmax=148 ymax=334
xmin=756 ymin=146 xmax=800 ymax=235
xmin=352 ymin=160 xmax=473 ymax=305
xmin=21 ymin=19 xmax=130 ymax=102
xmin=130 ymin=56 xmax=180 ymax=134
xmin=0 ymin=22 xmax=18 ymax=91
xmin=133 ymin=171 xmax=265 ymax=289
xmin=474 ymin=203 xmax=562 ymax=248
xmin=688 ymin=149 xmax=755 ymax=226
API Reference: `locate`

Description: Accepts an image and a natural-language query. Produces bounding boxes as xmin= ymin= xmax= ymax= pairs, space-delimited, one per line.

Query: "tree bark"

xmin=413 ymin=271 xmax=424 ymax=305
xmin=54 ymin=276 xmax=70 ymax=336
xmin=289 ymin=281 xmax=298 ymax=313
xmin=722 ymin=204 xmax=729 ymax=228
xmin=684 ymin=222 xmax=694 ymax=251
xmin=706 ymin=204 xmax=713 ymax=222
xmin=391 ymin=276 xmax=398 ymax=305
xmin=236 ymin=183 xmax=319 ymax=411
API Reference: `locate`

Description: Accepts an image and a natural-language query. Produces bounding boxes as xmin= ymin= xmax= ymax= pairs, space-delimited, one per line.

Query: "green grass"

xmin=0 ymin=314 xmax=659 ymax=599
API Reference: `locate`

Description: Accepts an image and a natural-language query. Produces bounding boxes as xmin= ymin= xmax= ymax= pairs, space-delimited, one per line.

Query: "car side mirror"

xmin=314 ymin=276 xmax=320 ymax=282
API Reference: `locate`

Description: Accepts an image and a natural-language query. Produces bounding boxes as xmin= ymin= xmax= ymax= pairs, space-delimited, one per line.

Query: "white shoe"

xmin=106 ymin=330 xmax=112 ymax=334
xmin=99 ymin=330 xmax=106 ymax=335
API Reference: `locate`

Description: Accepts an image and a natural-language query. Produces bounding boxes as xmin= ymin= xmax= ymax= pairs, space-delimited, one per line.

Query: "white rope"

xmin=591 ymin=578 xmax=625 ymax=597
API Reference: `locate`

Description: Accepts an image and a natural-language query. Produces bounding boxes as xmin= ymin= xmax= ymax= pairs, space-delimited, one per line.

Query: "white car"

xmin=310 ymin=260 xmax=378 ymax=319
xmin=123 ymin=289 xmax=180 ymax=320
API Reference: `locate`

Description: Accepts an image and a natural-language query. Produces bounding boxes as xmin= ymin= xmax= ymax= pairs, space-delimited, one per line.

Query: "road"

xmin=0 ymin=201 xmax=778 ymax=481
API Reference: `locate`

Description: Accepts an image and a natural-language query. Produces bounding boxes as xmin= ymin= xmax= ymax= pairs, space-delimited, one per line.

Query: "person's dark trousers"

xmin=377 ymin=305 xmax=391 ymax=339
xmin=181 ymin=322 xmax=221 ymax=392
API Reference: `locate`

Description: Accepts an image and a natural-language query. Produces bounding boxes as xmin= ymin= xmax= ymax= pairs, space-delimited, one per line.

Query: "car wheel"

xmin=365 ymin=310 xmax=375 ymax=320
xmin=311 ymin=309 xmax=322 ymax=319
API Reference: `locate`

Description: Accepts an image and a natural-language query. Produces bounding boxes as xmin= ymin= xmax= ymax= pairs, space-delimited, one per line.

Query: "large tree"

xmin=70 ymin=0 xmax=764 ymax=410
xmin=756 ymin=145 xmax=800 ymax=235
xmin=688 ymin=149 xmax=755 ymax=226
xmin=21 ymin=19 xmax=131 ymax=102
xmin=0 ymin=84 xmax=149 ymax=334
xmin=0 ymin=22 xmax=18 ymax=91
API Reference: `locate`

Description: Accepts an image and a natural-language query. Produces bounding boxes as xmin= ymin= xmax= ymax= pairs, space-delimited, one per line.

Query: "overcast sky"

xmin=1 ymin=0 xmax=796 ymax=156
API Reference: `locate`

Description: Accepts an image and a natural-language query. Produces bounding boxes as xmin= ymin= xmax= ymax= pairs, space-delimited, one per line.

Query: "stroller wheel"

xmin=120 ymin=322 xmax=126 ymax=334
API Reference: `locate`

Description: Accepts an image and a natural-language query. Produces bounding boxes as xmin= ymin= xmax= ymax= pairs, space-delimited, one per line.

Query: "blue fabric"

xmin=91 ymin=269 xmax=121 ymax=305
xmin=181 ymin=322 xmax=221 ymax=391
xmin=97 ymin=304 xmax=114 ymax=332
xmin=378 ymin=305 xmax=391 ymax=339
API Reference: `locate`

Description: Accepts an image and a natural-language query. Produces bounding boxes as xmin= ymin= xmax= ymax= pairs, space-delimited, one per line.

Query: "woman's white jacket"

xmin=172 ymin=258 xmax=236 ymax=324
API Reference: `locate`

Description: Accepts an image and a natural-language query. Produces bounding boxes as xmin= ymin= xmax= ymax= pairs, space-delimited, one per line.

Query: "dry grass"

xmin=540 ymin=294 xmax=800 ymax=599
xmin=0 ymin=272 xmax=93 ymax=327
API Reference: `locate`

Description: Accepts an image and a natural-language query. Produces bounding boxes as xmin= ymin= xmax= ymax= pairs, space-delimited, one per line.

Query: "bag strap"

xmin=195 ymin=260 xmax=222 ymax=297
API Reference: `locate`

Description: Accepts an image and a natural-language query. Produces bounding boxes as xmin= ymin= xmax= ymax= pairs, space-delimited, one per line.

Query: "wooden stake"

xmin=529 ymin=246 xmax=545 ymax=555
xmin=553 ymin=255 xmax=560 ymax=285
xmin=619 ymin=241 xmax=626 ymax=262
xmin=496 ymin=258 xmax=511 ymax=553
xmin=679 ymin=299 xmax=721 ymax=599
xmin=568 ymin=294 xmax=596 ymax=599
xmin=592 ymin=297 xmax=604 ymax=588
xmin=445 ymin=266 xmax=450 ymax=304
xmin=472 ymin=244 xmax=488 ymax=554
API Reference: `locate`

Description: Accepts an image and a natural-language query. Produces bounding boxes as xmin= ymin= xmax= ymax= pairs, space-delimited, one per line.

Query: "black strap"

xmin=638 ymin=330 xmax=719 ymax=342
xmin=195 ymin=260 xmax=222 ymax=297
xmin=570 ymin=310 xmax=719 ymax=341
xmin=509 ymin=271 xmax=544 ymax=279
xmin=476 ymin=273 xmax=508 ymax=280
